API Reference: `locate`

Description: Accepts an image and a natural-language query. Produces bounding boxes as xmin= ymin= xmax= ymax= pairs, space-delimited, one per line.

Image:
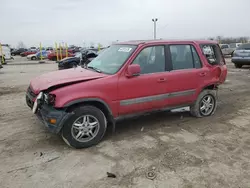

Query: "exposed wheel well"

xmin=65 ymin=101 xmax=114 ymax=125
xmin=203 ymin=84 xmax=218 ymax=90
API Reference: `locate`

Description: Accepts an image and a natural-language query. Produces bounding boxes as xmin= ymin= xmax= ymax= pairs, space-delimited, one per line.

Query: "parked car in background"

xmin=57 ymin=50 xmax=99 ymax=70
xmin=47 ymin=51 xmax=74 ymax=61
xmin=220 ymin=43 xmax=242 ymax=56
xmin=26 ymin=39 xmax=227 ymax=148
xmin=68 ymin=46 xmax=81 ymax=53
xmin=219 ymin=44 xmax=229 ymax=56
xmin=20 ymin=50 xmax=37 ymax=57
xmin=58 ymin=52 xmax=82 ymax=70
xmin=81 ymin=48 xmax=99 ymax=65
xmin=27 ymin=51 xmax=48 ymax=60
xmin=46 ymin=47 xmax=53 ymax=52
xmin=232 ymin=43 xmax=250 ymax=68
xmin=11 ymin=48 xmax=27 ymax=56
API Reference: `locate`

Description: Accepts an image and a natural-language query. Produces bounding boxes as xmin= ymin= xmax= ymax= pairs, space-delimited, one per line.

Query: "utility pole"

xmin=152 ymin=18 xmax=158 ymax=39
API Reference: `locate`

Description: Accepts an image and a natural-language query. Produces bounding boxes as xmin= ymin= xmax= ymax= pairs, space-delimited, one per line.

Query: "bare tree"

xmin=17 ymin=41 xmax=26 ymax=49
xmin=208 ymin=36 xmax=250 ymax=44
xmin=216 ymin=36 xmax=223 ymax=43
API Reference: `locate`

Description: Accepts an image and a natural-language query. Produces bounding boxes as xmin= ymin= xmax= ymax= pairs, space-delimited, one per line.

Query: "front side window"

xmin=169 ymin=45 xmax=201 ymax=70
xmin=87 ymin=45 xmax=136 ymax=74
xmin=132 ymin=46 xmax=165 ymax=74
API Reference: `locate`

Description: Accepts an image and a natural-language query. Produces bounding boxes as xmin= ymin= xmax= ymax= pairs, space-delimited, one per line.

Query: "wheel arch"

xmin=64 ymin=98 xmax=115 ymax=125
xmin=202 ymin=84 xmax=218 ymax=90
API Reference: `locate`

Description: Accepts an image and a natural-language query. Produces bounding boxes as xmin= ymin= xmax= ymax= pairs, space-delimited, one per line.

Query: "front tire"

xmin=31 ymin=56 xmax=37 ymax=60
xmin=234 ymin=63 xmax=242 ymax=68
xmin=61 ymin=105 xmax=107 ymax=149
xmin=190 ymin=89 xmax=217 ymax=118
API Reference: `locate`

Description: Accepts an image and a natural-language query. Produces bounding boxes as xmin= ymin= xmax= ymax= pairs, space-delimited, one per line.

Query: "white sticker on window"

xmin=118 ymin=47 xmax=132 ymax=52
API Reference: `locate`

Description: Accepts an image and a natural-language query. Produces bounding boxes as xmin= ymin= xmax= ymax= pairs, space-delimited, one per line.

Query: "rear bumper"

xmin=232 ymin=57 xmax=250 ymax=64
xmin=26 ymin=92 xmax=72 ymax=134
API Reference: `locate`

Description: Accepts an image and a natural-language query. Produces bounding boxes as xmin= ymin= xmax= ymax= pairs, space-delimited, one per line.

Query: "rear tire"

xmin=61 ymin=105 xmax=107 ymax=149
xmin=234 ymin=63 xmax=242 ymax=68
xmin=190 ymin=89 xmax=217 ymax=118
xmin=31 ymin=56 xmax=37 ymax=60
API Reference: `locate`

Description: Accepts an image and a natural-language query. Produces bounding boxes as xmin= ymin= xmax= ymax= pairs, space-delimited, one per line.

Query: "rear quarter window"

xmin=201 ymin=44 xmax=225 ymax=65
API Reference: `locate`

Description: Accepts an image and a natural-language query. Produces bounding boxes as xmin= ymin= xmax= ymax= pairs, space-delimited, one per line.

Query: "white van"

xmin=0 ymin=44 xmax=12 ymax=64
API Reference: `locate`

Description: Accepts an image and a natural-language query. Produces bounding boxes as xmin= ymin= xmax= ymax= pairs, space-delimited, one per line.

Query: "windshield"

xmin=236 ymin=43 xmax=250 ymax=50
xmin=87 ymin=44 xmax=137 ymax=74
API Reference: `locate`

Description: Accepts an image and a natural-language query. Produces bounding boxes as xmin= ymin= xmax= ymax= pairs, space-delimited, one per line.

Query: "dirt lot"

xmin=1 ymin=56 xmax=250 ymax=188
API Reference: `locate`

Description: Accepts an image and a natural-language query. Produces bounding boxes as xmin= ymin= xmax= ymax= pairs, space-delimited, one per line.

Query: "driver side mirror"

xmin=126 ymin=64 xmax=141 ymax=78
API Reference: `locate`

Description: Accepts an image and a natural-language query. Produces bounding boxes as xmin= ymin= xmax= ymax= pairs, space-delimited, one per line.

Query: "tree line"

xmin=208 ymin=36 xmax=250 ymax=44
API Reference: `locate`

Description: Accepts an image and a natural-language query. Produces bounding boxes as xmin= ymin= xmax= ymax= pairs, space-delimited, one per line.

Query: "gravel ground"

xmin=1 ymin=56 xmax=250 ymax=188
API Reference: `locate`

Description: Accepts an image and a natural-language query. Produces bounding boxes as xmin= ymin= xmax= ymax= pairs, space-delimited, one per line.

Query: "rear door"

xmin=162 ymin=43 xmax=207 ymax=107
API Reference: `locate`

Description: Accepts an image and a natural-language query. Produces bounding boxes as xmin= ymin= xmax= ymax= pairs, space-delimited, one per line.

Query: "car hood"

xmin=27 ymin=54 xmax=35 ymax=57
xmin=30 ymin=67 xmax=107 ymax=94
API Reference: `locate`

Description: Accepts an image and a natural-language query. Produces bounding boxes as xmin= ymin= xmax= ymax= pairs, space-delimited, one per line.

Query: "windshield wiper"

xmin=87 ymin=66 xmax=102 ymax=73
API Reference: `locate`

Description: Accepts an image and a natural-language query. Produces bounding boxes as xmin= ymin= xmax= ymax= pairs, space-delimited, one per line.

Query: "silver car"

xmin=220 ymin=43 xmax=242 ymax=56
xmin=232 ymin=43 xmax=250 ymax=68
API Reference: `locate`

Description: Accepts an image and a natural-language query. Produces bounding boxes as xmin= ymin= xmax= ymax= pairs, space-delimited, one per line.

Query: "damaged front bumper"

xmin=26 ymin=92 xmax=72 ymax=134
xmin=36 ymin=104 xmax=71 ymax=134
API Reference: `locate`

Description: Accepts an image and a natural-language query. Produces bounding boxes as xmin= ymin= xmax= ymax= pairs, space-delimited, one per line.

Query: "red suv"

xmin=26 ymin=40 xmax=227 ymax=148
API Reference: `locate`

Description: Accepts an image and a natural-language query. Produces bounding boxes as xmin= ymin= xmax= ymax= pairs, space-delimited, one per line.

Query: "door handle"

xmin=157 ymin=78 xmax=167 ymax=82
xmin=199 ymin=72 xmax=207 ymax=77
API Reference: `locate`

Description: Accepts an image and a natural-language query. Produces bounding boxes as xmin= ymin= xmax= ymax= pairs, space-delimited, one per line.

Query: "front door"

xmin=118 ymin=45 xmax=168 ymax=115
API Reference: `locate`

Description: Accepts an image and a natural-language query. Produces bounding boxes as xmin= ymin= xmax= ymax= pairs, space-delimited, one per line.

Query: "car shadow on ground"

xmin=105 ymin=110 xmax=192 ymax=140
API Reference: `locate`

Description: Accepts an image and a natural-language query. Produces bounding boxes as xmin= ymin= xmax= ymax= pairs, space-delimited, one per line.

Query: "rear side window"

xmin=201 ymin=44 xmax=224 ymax=65
xmin=169 ymin=44 xmax=202 ymax=70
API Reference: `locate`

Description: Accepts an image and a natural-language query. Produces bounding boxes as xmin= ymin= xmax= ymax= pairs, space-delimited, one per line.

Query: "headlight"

xmin=44 ymin=93 xmax=56 ymax=105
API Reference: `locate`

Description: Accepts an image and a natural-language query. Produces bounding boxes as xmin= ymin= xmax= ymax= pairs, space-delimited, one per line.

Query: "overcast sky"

xmin=1 ymin=0 xmax=250 ymax=47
